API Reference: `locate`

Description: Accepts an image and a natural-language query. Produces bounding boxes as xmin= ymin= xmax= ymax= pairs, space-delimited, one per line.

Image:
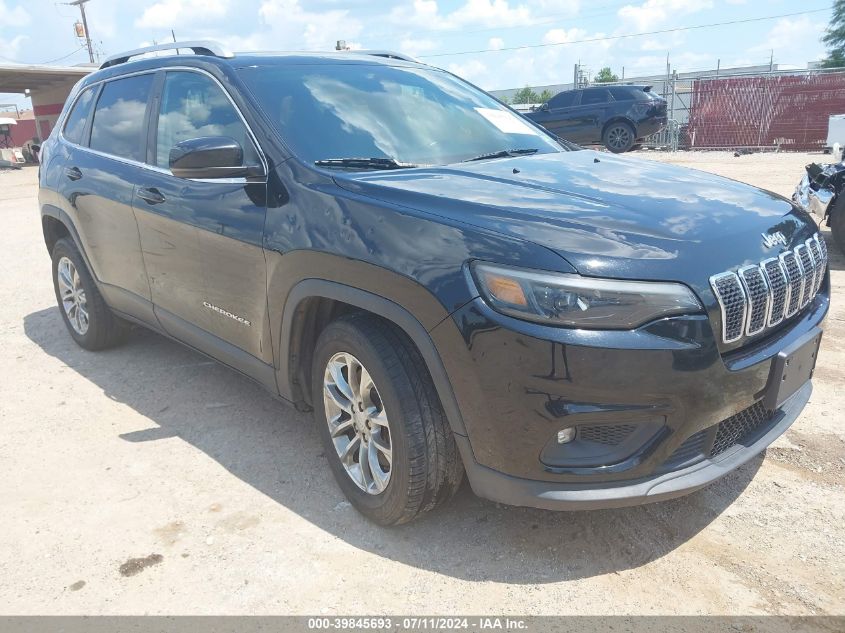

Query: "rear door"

xmin=135 ymin=69 xmax=271 ymax=366
xmin=570 ymin=87 xmax=612 ymax=143
xmin=58 ymin=73 xmax=156 ymax=320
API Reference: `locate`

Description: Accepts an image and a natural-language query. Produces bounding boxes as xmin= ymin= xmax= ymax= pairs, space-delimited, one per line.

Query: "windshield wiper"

xmin=462 ymin=148 xmax=539 ymax=162
xmin=314 ymin=157 xmax=419 ymax=171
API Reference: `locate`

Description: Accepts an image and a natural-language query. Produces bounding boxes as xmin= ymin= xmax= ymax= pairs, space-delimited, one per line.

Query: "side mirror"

xmin=169 ymin=136 xmax=263 ymax=179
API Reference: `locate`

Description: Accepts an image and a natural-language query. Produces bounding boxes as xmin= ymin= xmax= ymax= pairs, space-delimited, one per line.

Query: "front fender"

xmin=268 ymin=251 xmax=469 ymax=436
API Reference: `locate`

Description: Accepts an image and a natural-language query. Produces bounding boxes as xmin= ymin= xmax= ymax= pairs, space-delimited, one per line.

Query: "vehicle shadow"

xmin=24 ymin=306 xmax=761 ymax=584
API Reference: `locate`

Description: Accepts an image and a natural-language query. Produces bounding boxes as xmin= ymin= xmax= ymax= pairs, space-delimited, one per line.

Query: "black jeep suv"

xmin=39 ymin=42 xmax=829 ymax=525
xmin=524 ymin=85 xmax=668 ymax=152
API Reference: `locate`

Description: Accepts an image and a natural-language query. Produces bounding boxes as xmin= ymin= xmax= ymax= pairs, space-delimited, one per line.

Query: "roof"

xmin=0 ymin=64 xmax=94 ymax=93
xmin=228 ymin=51 xmax=422 ymax=68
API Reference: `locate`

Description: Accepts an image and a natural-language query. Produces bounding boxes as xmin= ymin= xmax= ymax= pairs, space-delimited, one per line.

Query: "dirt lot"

xmin=0 ymin=152 xmax=843 ymax=616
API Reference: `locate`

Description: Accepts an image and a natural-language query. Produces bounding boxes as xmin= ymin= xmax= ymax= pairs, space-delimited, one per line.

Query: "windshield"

xmin=238 ymin=63 xmax=565 ymax=168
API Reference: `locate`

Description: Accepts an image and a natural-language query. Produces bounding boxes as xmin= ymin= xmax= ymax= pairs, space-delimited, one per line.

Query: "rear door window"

xmin=63 ymin=87 xmax=97 ymax=145
xmin=89 ymin=74 xmax=154 ymax=162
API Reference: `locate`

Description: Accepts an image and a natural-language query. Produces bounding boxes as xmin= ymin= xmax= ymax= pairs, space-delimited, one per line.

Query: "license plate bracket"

xmin=763 ymin=328 xmax=823 ymax=411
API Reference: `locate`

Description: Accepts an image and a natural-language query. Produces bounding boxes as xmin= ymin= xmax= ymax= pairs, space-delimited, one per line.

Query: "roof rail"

xmin=100 ymin=40 xmax=234 ymax=69
xmin=348 ymin=50 xmax=423 ymax=64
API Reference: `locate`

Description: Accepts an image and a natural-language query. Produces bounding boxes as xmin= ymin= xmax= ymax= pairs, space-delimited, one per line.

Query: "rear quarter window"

xmin=608 ymin=87 xmax=637 ymax=101
xmin=89 ymin=74 xmax=155 ymax=162
xmin=63 ymin=87 xmax=96 ymax=145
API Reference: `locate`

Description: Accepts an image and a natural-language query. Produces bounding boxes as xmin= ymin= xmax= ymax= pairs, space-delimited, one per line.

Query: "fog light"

xmin=557 ymin=427 xmax=576 ymax=444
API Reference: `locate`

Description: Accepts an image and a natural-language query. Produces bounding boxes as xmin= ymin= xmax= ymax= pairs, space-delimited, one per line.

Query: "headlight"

xmin=472 ymin=262 xmax=703 ymax=329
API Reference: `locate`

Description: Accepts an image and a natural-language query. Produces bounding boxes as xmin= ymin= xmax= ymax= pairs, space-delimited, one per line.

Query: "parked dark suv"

xmin=524 ymin=85 xmax=668 ymax=152
xmin=39 ymin=42 xmax=829 ymax=525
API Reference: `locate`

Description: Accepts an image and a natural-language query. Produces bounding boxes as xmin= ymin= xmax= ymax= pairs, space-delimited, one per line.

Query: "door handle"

xmin=64 ymin=166 xmax=82 ymax=181
xmin=137 ymin=187 xmax=166 ymax=205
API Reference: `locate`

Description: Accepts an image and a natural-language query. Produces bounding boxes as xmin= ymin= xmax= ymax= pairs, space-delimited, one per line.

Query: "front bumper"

xmin=454 ymin=382 xmax=810 ymax=510
xmin=431 ymin=289 xmax=828 ymax=510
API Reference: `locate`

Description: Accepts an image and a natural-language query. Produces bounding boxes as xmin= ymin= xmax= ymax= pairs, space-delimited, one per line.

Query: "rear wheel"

xmin=312 ymin=313 xmax=463 ymax=525
xmin=51 ymin=238 xmax=127 ymax=350
xmin=603 ymin=122 xmax=636 ymax=153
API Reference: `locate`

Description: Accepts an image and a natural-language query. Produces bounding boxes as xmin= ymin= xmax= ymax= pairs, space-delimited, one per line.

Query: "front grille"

xmin=780 ymin=251 xmax=803 ymax=317
xmin=710 ymin=233 xmax=827 ymax=344
xmin=738 ymin=266 xmax=770 ymax=335
xmin=761 ymin=258 xmax=787 ymax=326
xmin=662 ymin=429 xmax=708 ymax=470
xmin=661 ymin=400 xmax=776 ymax=471
xmin=711 ymin=401 xmax=773 ymax=457
xmin=577 ymin=423 xmax=636 ymax=446
xmin=710 ymin=272 xmax=746 ymax=342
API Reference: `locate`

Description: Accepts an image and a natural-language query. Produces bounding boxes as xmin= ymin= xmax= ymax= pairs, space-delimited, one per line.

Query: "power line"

xmin=0 ymin=46 xmax=87 ymax=66
xmin=419 ymin=7 xmax=832 ymax=58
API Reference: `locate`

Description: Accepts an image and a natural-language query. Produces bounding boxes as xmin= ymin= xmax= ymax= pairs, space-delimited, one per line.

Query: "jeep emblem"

xmin=762 ymin=231 xmax=787 ymax=249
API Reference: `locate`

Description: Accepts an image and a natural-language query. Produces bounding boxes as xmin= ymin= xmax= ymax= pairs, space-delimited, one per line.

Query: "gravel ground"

xmin=0 ymin=152 xmax=843 ymax=616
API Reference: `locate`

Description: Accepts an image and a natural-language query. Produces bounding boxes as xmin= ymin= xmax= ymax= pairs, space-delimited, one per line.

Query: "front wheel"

xmin=603 ymin=122 xmax=636 ymax=153
xmin=312 ymin=313 xmax=463 ymax=525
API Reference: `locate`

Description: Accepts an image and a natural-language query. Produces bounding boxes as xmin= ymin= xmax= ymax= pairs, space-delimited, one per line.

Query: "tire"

xmin=831 ymin=196 xmax=845 ymax=255
xmin=603 ymin=121 xmax=636 ymax=153
xmin=311 ymin=313 xmax=463 ymax=525
xmin=51 ymin=238 xmax=127 ymax=350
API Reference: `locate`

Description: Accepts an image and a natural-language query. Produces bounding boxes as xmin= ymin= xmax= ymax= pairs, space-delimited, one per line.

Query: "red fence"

xmin=687 ymin=72 xmax=845 ymax=150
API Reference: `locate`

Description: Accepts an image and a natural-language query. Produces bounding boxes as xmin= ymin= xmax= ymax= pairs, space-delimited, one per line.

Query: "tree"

xmin=512 ymin=86 xmax=540 ymax=104
xmin=822 ymin=0 xmax=845 ymax=67
xmin=594 ymin=67 xmax=619 ymax=83
xmin=538 ymin=89 xmax=554 ymax=103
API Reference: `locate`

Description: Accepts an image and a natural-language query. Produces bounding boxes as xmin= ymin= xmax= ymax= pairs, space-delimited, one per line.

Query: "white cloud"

xmin=258 ymin=0 xmax=363 ymax=51
xmin=0 ymin=34 xmax=27 ymax=62
xmin=0 ymin=1 xmax=29 ymax=27
xmin=488 ymin=37 xmax=505 ymax=50
xmin=390 ymin=0 xmax=538 ymax=31
xmin=447 ymin=59 xmax=490 ymax=85
xmin=749 ymin=16 xmax=825 ymax=65
xmin=640 ymin=32 xmax=684 ymax=51
xmin=748 ymin=15 xmax=825 ymax=58
xmin=401 ymin=37 xmax=439 ymax=56
xmin=543 ymin=27 xmax=587 ymax=45
xmin=136 ymin=0 xmax=231 ymax=29
xmin=618 ymin=0 xmax=713 ymax=32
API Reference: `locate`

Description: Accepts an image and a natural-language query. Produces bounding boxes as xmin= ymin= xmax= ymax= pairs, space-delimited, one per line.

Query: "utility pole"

xmin=66 ymin=0 xmax=95 ymax=64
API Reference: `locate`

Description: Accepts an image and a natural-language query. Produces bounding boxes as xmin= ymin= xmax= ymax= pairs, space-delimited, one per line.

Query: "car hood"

xmin=333 ymin=150 xmax=815 ymax=285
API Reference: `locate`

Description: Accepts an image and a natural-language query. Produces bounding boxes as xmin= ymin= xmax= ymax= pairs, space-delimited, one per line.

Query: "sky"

xmin=0 ymin=0 xmax=835 ymax=109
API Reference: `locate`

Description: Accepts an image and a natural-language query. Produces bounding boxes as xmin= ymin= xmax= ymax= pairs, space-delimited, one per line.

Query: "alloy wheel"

xmin=322 ymin=352 xmax=393 ymax=494
xmin=607 ymin=125 xmax=632 ymax=151
xmin=57 ymin=256 xmax=89 ymax=335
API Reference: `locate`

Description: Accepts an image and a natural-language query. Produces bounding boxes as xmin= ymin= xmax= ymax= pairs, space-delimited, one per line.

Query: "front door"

xmin=135 ymin=69 xmax=271 ymax=365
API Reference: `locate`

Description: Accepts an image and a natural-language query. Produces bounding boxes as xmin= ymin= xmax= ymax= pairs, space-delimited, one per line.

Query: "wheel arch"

xmin=601 ymin=116 xmax=636 ymax=138
xmin=41 ymin=205 xmax=98 ymax=282
xmin=279 ymin=279 xmax=468 ymax=437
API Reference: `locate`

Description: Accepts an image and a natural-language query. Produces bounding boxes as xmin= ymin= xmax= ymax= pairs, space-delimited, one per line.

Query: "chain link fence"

xmin=685 ymin=70 xmax=845 ymax=151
